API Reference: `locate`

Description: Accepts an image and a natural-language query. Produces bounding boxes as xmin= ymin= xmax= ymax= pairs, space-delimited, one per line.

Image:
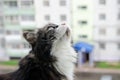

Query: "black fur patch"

xmin=0 ymin=23 xmax=65 ymax=80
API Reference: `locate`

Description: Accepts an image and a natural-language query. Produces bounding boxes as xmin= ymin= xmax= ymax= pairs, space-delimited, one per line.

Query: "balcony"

xmin=5 ymin=35 xmax=21 ymax=42
xmin=6 ymin=48 xmax=30 ymax=58
xmin=0 ymin=49 xmax=9 ymax=61
xmin=4 ymin=9 xmax=19 ymax=16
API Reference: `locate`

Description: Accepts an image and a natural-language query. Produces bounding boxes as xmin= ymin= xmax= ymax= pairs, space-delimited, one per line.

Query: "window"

xmin=78 ymin=20 xmax=88 ymax=25
xmin=60 ymin=0 xmax=66 ymax=6
xmin=6 ymin=30 xmax=11 ymax=35
xmin=99 ymin=14 xmax=106 ymax=20
xmin=7 ymin=42 xmax=22 ymax=49
xmin=21 ymin=0 xmax=34 ymax=7
xmin=118 ymin=0 xmax=120 ymax=4
xmin=6 ymin=30 xmax=20 ymax=35
xmin=0 ymin=22 xmax=4 ymax=27
xmin=5 ymin=15 xmax=19 ymax=24
xmin=60 ymin=14 xmax=67 ymax=21
xmin=99 ymin=28 xmax=106 ymax=35
xmin=117 ymin=28 xmax=120 ymax=35
xmin=0 ymin=16 xmax=4 ymax=27
xmin=0 ymin=16 xmax=3 ymax=22
xmin=0 ymin=38 xmax=5 ymax=48
xmin=21 ymin=15 xmax=34 ymax=21
xmin=0 ymin=1 xmax=1 ymax=5
xmin=12 ymin=43 xmax=21 ymax=49
xmin=13 ymin=30 xmax=20 ymax=35
xmin=99 ymin=43 xmax=106 ymax=49
xmin=79 ymin=35 xmax=88 ymax=38
xmin=4 ymin=1 xmax=18 ymax=7
xmin=118 ymin=43 xmax=120 ymax=50
xmin=0 ymin=29 xmax=4 ymax=34
xmin=118 ymin=13 xmax=120 ymax=20
xmin=44 ymin=15 xmax=50 ymax=21
xmin=5 ymin=15 xmax=18 ymax=24
xmin=23 ymin=29 xmax=34 ymax=32
xmin=43 ymin=0 xmax=49 ymax=6
xmin=99 ymin=0 xmax=106 ymax=5
xmin=0 ymin=1 xmax=3 ymax=7
xmin=78 ymin=6 xmax=87 ymax=10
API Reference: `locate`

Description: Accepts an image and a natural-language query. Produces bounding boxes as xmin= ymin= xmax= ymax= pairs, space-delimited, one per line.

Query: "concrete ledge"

xmin=75 ymin=67 xmax=120 ymax=74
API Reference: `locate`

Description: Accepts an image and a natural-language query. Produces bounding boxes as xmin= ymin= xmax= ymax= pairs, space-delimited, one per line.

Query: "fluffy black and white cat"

xmin=49 ymin=23 xmax=77 ymax=80
xmin=0 ymin=23 xmax=77 ymax=80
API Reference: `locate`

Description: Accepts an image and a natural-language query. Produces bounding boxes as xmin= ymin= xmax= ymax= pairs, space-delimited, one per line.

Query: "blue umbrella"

xmin=73 ymin=42 xmax=94 ymax=53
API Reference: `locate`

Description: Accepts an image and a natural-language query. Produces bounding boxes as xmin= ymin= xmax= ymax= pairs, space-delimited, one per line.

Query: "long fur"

xmin=51 ymin=24 xmax=77 ymax=80
xmin=0 ymin=23 xmax=77 ymax=80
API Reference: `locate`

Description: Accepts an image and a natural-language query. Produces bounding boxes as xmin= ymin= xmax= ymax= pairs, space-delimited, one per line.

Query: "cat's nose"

xmin=54 ymin=25 xmax=58 ymax=28
xmin=53 ymin=25 xmax=58 ymax=29
xmin=61 ymin=23 xmax=66 ymax=25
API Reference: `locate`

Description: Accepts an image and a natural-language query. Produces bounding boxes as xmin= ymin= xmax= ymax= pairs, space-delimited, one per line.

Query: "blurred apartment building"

xmin=72 ymin=0 xmax=95 ymax=66
xmin=0 ymin=0 xmax=119 ymax=62
xmin=73 ymin=0 xmax=120 ymax=64
xmin=0 ymin=0 xmax=36 ymax=60
xmin=93 ymin=0 xmax=120 ymax=62
xmin=0 ymin=0 xmax=71 ymax=60
xmin=72 ymin=0 xmax=93 ymax=44
xmin=34 ymin=0 xmax=71 ymax=28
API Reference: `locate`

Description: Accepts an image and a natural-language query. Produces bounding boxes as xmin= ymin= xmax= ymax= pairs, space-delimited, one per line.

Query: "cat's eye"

xmin=53 ymin=25 xmax=58 ymax=29
xmin=47 ymin=25 xmax=58 ymax=30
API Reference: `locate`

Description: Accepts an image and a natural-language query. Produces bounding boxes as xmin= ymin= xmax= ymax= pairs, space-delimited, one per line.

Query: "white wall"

xmin=94 ymin=26 xmax=120 ymax=41
xmin=94 ymin=0 xmax=118 ymax=26
xmin=93 ymin=0 xmax=120 ymax=62
xmin=35 ymin=0 xmax=71 ymax=28
xmin=93 ymin=42 xmax=120 ymax=61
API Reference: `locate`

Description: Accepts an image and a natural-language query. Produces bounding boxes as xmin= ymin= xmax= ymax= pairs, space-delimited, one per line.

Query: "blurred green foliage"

xmin=96 ymin=62 xmax=120 ymax=69
xmin=0 ymin=60 xmax=18 ymax=66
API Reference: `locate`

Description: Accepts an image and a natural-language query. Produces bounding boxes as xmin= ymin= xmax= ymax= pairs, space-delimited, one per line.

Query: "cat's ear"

xmin=23 ymin=31 xmax=29 ymax=40
xmin=23 ymin=31 xmax=37 ymax=44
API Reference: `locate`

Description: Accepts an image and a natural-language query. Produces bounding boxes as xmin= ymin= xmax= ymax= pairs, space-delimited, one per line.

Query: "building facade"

xmin=93 ymin=0 xmax=120 ymax=62
xmin=34 ymin=0 xmax=71 ymax=28
xmin=0 ymin=0 xmax=7 ymax=60
xmin=1 ymin=0 xmax=119 ymax=62
xmin=72 ymin=0 xmax=94 ymax=43
xmin=72 ymin=0 xmax=120 ymax=63
xmin=0 ymin=0 xmax=71 ymax=60
xmin=0 ymin=0 xmax=36 ymax=60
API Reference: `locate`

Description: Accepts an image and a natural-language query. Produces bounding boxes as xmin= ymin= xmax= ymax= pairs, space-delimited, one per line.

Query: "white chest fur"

xmin=51 ymin=39 xmax=77 ymax=80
